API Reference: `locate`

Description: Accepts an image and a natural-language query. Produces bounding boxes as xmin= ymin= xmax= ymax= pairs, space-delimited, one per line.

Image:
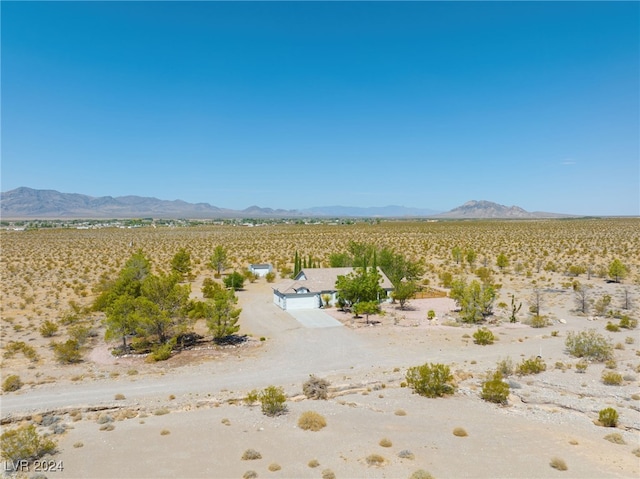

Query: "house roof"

xmin=250 ymin=263 xmax=272 ymax=268
xmin=273 ymin=267 xmax=393 ymax=295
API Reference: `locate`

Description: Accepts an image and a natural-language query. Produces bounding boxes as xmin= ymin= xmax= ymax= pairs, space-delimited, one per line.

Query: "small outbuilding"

xmin=248 ymin=263 xmax=273 ymax=277
xmin=272 ymin=267 xmax=393 ymax=311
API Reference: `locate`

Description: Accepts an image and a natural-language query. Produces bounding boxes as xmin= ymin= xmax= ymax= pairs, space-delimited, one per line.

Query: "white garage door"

xmin=285 ymin=294 xmax=318 ymax=310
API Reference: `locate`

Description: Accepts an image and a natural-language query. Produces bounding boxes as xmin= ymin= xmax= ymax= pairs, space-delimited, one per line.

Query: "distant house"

xmin=249 ymin=263 xmax=273 ymax=277
xmin=272 ymin=267 xmax=394 ymax=311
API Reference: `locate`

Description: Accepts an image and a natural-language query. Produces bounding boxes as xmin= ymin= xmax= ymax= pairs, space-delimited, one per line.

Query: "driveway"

xmin=286 ymin=309 xmax=343 ymax=328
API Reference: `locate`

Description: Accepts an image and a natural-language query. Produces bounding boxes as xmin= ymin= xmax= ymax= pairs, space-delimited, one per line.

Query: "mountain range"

xmin=0 ymin=187 xmax=571 ymax=219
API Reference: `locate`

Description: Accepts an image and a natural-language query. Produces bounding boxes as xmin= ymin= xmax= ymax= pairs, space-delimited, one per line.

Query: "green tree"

xmin=335 ymin=267 xmax=385 ymax=308
xmin=139 ymin=273 xmax=191 ymax=343
xmin=205 ymin=289 xmax=241 ymax=341
xmin=223 ymin=271 xmax=245 ymax=291
xmin=202 ymin=277 xmax=224 ymax=298
xmin=352 ymin=300 xmax=380 ymax=324
xmin=171 ymin=248 xmax=192 ymax=279
xmin=210 ymin=245 xmax=229 ymax=277
xmin=104 ymin=294 xmax=139 ymax=352
xmin=451 ymin=246 xmax=462 ymax=265
xmin=93 ymin=250 xmax=151 ymax=311
xmin=608 ymin=259 xmax=627 ymax=283
xmin=328 ymin=252 xmax=351 ymax=267
xmin=392 ymin=280 xmax=418 ymax=310
xmin=450 ymin=279 xmax=496 ymax=323
xmin=466 ymin=249 xmax=477 ymax=269
xmin=378 ymin=247 xmax=424 ymax=287
xmin=496 ymin=253 xmax=509 ymax=271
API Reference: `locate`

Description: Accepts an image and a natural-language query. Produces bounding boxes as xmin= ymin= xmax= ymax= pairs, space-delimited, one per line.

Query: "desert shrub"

xmin=565 ymin=330 xmax=613 ymax=361
xmin=244 ymin=389 xmax=259 ymax=405
xmin=549 ymin=457 xmax=568 ymax=471
xmin=265 ymin=272 xmax=276 ymax=283
xmin=241 ymin=449 xmax=262 ymax=460
xmin=398 ymin=449 xmax=415 ymax=460
xmin=52 ymin=339 xmax=82 ymax=364
xmin=406 ymin=363 xmax=455 ymax=398
xmin=298 ymin=411 xmax=327 ymax=431
xmin=0 ymin=424 xmax=57 ymax=467
xmin=160 ymin=429 xmax=170 ymax=436
xmin=69 ymin=324 xmax=93 ymax=345
xmin=153 ymin=408 xmax=169 ymax=416
xmin=473 ymin=327 xmax=495 ymax=345
xmin=516 ymin=357 xmax=546 ymax=376
xmin=604 ymin=433 xmax=626 ymax=444
xmin=410 ymin=470 xmax=435 ymax=479
xmin=39 ymin=320 xmax=59 ymax=337
xmin=2 ymin=374 xmax=23 ymax=392
xmin=481 ymin=371 xmax=510 ymax=404
xmin=3 ymin=341 xmax=39 ymax=361
xmin=365 ymin=453 xmax=385 ymax=466
xmin=321 ymin=469 xmax=336 ymax=479
xmin=598 ymin=408 xmax=619 ymax=427
xmin=529 ymin=315 xmax=550 ymax=328
xmin=379 ymin=437 xmax=392 ymax=447
xmin=605 ymin=322 xmax=620 ymax=332
xmin=605 ymin=359 xmax=617 ymax=369
xmin=452 ymin=427 xmax=468 ymax=437
xmin=148 ymin=341 xmax=173 ymax=362
xmin=496 ymin=357 xmax=514 ymax=376
xmin=308 ymin=459 xmax=320 ymax=468
xmin=619 ymin=316 xmax=637 ymax=329
xmin=243 ymin=471 xmax=257 ymax=479
xmin=633 ymin=448 xmax=640 ymax=457
xmin=395 ymin=409 xmax=407 ymax=416
xmin=268 ymin=463 xmax=281 ymax=471
xmin=303 ymin=375 xmax=330 ymax=400
xmin=601 ymin=371 xmax=623 ymax=385
xmin=259 ymin=386 xmax=287 ymax=416
xmin=575 ymin=360 xmax=588 ymax=373
xmin=114 ymin=393 xmax=125 ymax=400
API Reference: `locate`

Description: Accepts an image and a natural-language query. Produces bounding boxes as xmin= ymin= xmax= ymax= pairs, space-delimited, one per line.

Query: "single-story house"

xmin=272 ymin=267 xmax=394 ymax=311
xmin=249 ymin=263 xmax=273 ymax=277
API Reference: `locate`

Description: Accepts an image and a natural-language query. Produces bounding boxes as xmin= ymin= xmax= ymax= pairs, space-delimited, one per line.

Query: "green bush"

xmin=148 ymin=342 xmax=173 ymax=362
xmin=565 ymin=329 xmax=613 ymax=361
xmin=605 ymin=322 xmax=620 ymax=332
xmin=496 ymin=357 xmax=514 ymax=376
xmin=265 ymin=272 xmax=276 ymax=283
xmin=619 ymin=316 xmax=637 ymax=329
xmin=601 ymin=371 xmax=623 ymax=385
xmin=52 ymin=339 xmax=82 ymax=364
xmin=516 ymin=357 xmax=547 ymax=376
xmin=244 ymin=389 xmax=258 ymax=405
xmin=0 ymin=424 xmax=57 ymax=467
xmin=3 ymin=341 xmax=39 ymax=362
xmin=2 ymin=375 xmax=23 ymax=392
xmin=473 ymin=327 xmax=495 ymax=345
xmin=481 ymin=371 xmax=510 ymax=404
xmin=259 ymin=385 xmax=287 ymax=416
xmin=529 ymin=315 xmax=550 ymax=328
xmin=575 ymin=360 xmax=588 ymax=373
xmin=39 ymin=320 xmax=59 ymax=338
xmin=406 ymin=363 xmax=455 ymax=398
xmin=598 ymin=407 xmax=618 ymax=427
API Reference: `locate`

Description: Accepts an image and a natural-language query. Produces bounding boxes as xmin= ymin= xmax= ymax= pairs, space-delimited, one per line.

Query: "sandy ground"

xmin=2 ymin=280 xmax=640 ymax=479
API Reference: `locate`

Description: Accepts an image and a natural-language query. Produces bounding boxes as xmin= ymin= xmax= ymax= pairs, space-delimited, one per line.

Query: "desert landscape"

xmin=1 ymin=218 xmax=639 ymax=478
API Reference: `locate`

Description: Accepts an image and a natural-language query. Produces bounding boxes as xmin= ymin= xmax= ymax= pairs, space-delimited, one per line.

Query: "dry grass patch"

xmin=308 ymin=459 xmax=319 ymax=468
xmin=394 ymin=409 xmax=407 ymax=416
xmin=379 ymin=437 xmax=392 ymax=447
xmin=604 ymin=433 xmax=626 ymax=445
xmin=242 ymin=449 xmax=262 ymax=460
xmin=268 ymin=463 xmax=281 ymax=472
xmin=452 ymin=427 xmax=468 ymax=437
xmin=321 ymin=469 xmax=335 ymax=479
xmin=365 ymin=453 xmax=385 ymax=466
xmin=114 ymin=393 xmax=125 ymax=400
xmin=549 ymin=457 xmax=568 ymax=471
xmin=73 ymin=442 xmax=83 ymax=448
xmin=160 ymin=429 xmax=170 ymax=436
xmin=409 ymin=470 xmax=435 ymax=479
xmin=298 ymin=411 xmax=326 ymax=431
xmin=243 ymin=471 xmax=257 ymax=479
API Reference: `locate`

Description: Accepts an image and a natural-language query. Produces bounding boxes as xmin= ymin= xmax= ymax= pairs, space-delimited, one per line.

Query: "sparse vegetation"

xmin=365 ymin=453 xmax=385 ymax=466
xmin=298 ymin=411 xmax=327 ymax=431
xmin=259 ymin=386 xmax=287 ymax=417
xmin=303 ymin=375 xmax=330 ymax=400
xmin=598 ymin=408 xmax=619 ymax=427
xmin=0 ymin=424 xmax=57 ymax=467
xmin=516 ymin=357 xmax=547 ymax=376
xmin=565 ymin=330 xmax=613 ymax=361
xmin=452 ymin=427 xmax=468 ymax=437
xmin=379 ymin=437 xmax=392 ymax=447
xmin=241 ymin=449 xmax=262 ymax=460
xmin=604 ymin=433 xmax=626 ymax=445
xmin=549 ymin=457 xmax=568 ymax=471
xmin=406 ymin=363 xmax=455 ymax=398
xmin=473 ymin=327 xmax=495 ymax=345
xmin=481 ymin=371 xmax=510 ymax=404
xmin=601 ymin=371 xmax=623 ymax=385
xmin=2 ymin=374 xmax=23 ymax=392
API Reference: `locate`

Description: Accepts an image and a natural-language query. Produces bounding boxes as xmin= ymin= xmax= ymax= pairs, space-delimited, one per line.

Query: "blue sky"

xmin=2 ymin=2 xmax=638 ymax=215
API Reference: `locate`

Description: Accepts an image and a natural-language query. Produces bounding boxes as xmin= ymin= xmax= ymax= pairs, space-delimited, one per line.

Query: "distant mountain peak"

xmin=438 ymin=200 xmax=569 ymax=219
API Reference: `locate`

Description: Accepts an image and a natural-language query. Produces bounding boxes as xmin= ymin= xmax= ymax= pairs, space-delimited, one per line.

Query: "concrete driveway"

xmin=286 ymin=309 xmax=343 ymax=328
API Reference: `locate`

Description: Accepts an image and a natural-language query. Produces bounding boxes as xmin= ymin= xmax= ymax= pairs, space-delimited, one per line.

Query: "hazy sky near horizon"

xmin=2 ymin=2 xmax=639 ymax=215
